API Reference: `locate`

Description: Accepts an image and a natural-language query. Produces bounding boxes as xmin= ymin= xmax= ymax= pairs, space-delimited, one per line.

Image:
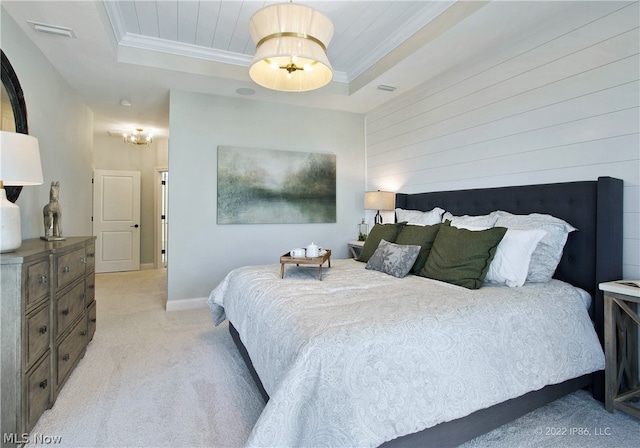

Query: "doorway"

xmin=155 ymin=168 xmax=169 ymax=268
xmin=93 ymin=169 xmax=141 ymax=273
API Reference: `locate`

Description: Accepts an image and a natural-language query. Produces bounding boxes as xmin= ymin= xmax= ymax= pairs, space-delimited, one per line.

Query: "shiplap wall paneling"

xmin=365 ymin=1 xmax=639 ymax=278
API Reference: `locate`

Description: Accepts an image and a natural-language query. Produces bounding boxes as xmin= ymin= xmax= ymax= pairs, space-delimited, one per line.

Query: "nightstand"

xmin=599 ymin=281 xmax=640 ymax=419
xmin=348 ymin=240 xmax=365 ymax=258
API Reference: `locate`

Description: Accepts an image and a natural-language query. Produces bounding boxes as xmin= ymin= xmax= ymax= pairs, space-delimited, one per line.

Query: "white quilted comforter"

xmin=207 ymin=259 xmax=604 ymax=448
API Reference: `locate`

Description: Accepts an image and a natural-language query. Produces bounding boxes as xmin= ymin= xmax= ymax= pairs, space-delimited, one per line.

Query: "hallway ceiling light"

xmin=123 ymin=128 xmax=152 ymax=146
xmin=248 ymin=2 xmax=334 ymax=92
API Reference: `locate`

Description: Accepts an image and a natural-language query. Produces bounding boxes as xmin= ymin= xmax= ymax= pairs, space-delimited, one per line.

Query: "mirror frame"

xmin=1 ymin=49 xmax=29 ymax=202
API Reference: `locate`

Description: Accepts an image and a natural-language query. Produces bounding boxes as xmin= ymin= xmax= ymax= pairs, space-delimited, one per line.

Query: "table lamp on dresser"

xmin=0 ymin=131 xmax=44 ymax=252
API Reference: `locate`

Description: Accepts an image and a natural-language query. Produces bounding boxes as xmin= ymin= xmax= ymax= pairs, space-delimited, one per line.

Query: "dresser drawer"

xmin=56 ymin=280 xmax=85 ymax=337
xmin=25 ymin=353 xmax=51 ymax=433
xmin=86 ymin=271 xmax=95 ymax=303
xmin=26 ymin=258 xmax=50 ymax=308
xmin=87 ymin=300 xmax=97 ymax=341
xmin=56 ymin=317 xmax=87 ymax=388
xmin=57 ymin=247 xmax=86 ymax=290
xmin=85 ymin=243 xmax=95 ymax=272
xmin=25 ymin=301 xmax=50 ymax=368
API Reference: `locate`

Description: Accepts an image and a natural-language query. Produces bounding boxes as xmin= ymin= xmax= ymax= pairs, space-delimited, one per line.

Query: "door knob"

xmin=131 ymin=224 xmax=139 ymax=228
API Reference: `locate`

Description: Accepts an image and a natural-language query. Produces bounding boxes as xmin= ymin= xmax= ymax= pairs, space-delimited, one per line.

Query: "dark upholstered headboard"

xmin=395 ymin=176 xmax=623 ymax=401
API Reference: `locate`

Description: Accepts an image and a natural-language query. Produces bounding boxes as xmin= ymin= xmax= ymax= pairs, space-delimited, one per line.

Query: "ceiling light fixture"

xmin=123 ymin=128 xmax=152 ymax=146
xmin=248 ymin=2 xmax=334 ymax=92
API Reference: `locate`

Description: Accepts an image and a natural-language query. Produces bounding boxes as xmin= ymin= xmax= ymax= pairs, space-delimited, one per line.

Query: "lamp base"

xmin=0 ymin=187 xmax=22 ymax=252
xmin=374 ymin=211 xmax=383 ymax=224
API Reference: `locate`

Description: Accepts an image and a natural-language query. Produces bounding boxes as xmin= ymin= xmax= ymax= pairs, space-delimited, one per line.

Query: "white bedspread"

xmin=207 ymin=259 xmax=604 ymax=448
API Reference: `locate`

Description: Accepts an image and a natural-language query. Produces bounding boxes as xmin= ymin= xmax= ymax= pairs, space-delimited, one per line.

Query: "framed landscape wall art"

xmin=217 ymin=146 xmax=336 ymax=224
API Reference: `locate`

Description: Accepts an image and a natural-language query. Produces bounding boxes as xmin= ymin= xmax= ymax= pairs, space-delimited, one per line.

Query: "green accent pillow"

xmin=395 ymin=223 xmax=441 ymax=274
xmin=419 ymin=224 xmax=507 ymax=289
xmin=357 ymin=222 xmax=407 ymax=262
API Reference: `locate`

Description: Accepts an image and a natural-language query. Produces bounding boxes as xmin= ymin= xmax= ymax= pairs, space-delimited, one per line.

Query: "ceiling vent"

xmin=377 ymin=85 xmax=397 ymax=92
xmin=28 ymin=21 xmax=76 ymax=38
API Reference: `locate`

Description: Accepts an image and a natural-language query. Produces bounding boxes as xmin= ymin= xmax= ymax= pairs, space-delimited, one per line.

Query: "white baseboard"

xmin=140 ymin=263 xmax=155 ymax=270
xmin=165 ymin=297 xmax=208 ymax=312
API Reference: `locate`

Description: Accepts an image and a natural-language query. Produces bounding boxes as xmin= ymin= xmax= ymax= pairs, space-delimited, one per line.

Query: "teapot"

xmin=306 ymin=242 xmax=320 ymax=258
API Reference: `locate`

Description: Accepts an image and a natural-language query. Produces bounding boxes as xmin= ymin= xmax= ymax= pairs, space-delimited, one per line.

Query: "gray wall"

xmin=167 ymin=91 xmax=365 ymax=305
xmin=1 ymin=8 xmax=94 ymax=241
xmin=365 ymin=1 xmax=640 ymax=279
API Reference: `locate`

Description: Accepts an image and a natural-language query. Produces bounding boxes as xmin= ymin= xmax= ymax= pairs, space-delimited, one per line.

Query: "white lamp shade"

xmin=0 ymin=131 xmax=44 ymax=186
xmin=0 ymin=131 xmax=43 ymax=252
xmin=364 ymin=191 xmax=396 ymax=211
xmin=249 ymin=3 xmax=334 ymax=92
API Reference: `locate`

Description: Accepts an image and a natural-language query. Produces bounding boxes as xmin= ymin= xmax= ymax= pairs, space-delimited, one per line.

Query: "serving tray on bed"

xmin=280 ymin=249 xmax=331 ymax=280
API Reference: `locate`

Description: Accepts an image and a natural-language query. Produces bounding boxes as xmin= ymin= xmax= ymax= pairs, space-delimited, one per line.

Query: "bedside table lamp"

xmin=0 ymin=131 xmax=44 ymax=252
xmin=364 ymin=190 xmax=395 ymax=224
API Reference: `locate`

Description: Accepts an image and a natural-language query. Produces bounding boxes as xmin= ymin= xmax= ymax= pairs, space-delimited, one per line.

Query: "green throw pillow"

xmin=357 ymin=222 xmax=407 ymax=262
xmin=395 ymin=223 xmax=441 ymax=274
xmin=420 ymin=224 xmax=507 ymax=289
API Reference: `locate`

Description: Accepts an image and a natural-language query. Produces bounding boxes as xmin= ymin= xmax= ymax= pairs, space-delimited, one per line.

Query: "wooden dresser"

xmin=0 ymin=237 xmax=96 ymax=446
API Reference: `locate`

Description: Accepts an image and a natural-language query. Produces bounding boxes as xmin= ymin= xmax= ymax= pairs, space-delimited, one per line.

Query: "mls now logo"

xmin=3 ymin=433 xmax=62 ymax=445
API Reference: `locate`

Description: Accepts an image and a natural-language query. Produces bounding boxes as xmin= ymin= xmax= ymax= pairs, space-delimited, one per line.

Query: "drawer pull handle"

xmin=62 ymin=308 xmax=70 ymax=316
xmin=89 ymin=285 xmax=95 ymax=290
xmin=62 ymin=266 xmax=70 ymax=273
xmin=39 ymin=325 xmax=48 ymax=334
xmin=39 ymin=379 xmax=48 ymax=389
xmin=80 ymin=330 xmax=87 ymax=336
xmin=62 ymin=354 xmax=70 ymax=362
xmin=39 ymin=275 xmax=48 ymax=284
xmin=88 ymin=253 xmax=95 ymax=258
xmin=91 ymin=318 xmax=97 ymax=323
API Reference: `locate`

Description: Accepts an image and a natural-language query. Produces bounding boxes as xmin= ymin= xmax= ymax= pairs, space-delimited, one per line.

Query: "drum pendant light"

xmin=249 ymin=2 xmax=334 ymax=92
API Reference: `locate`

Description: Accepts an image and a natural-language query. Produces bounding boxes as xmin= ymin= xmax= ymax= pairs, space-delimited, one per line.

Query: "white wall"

xmin=1 ymin=8 xmax=94 ymax=240
xmin=366 ymin=1 xmax=640 ymax=279
xmin=93 ymin=135 xmax=169 ymax=267
xmin=167 ymin=91 xmax=365 ymax=306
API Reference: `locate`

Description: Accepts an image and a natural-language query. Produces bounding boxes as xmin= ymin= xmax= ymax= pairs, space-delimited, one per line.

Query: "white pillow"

xmin=450 ymin=223 xmax=489 ymax=231
xmin=395 ymin=207 xmax=444 ymax=226
xmin=442 ymin=211 xmax=499 ymax=228
xmin=484 ymin=228 xmax=547 ymax=287
xmin=494 ymin=212 xmax=577 ymax=283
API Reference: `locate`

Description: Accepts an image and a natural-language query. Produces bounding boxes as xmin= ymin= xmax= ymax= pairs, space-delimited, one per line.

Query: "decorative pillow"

xmin=420 ymin=224 xmax=507 ymax=289
xmin=442 ymin=211 xmax=499 ymax=228
xmin=365 ymin=240 xmax=421 ymax=278
xmin=357 ymin=222 xmax=407 ymax=263
xmin=484 ymin=228 xmax=547 ymax=287
xmin=396 ymin=207 xmax=444 ymax=226
xmin=493 ymin=212 xmax=576 ymax=283
xmin=395 ymin=223 xmax=441 ymax=274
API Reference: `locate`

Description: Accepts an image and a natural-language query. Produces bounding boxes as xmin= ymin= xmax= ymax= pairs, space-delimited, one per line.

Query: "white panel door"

xmin=93 ymin=170 xmax=141 ymax=273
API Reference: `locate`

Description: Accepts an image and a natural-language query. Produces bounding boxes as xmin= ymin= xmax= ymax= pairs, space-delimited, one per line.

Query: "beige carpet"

xmin=27 ymin=269 xmax=638 ymax=447
xmin=28 ymin=269 xmax=264 ymax=448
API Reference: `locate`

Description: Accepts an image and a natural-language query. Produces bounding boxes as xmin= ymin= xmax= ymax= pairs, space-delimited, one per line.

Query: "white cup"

xmin=291 ymin=248 xmax=306 ymax=258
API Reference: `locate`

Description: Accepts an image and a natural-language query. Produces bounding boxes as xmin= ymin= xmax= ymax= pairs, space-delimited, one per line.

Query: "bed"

xmin=207 ymin=176 xmax=623 ymax=447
